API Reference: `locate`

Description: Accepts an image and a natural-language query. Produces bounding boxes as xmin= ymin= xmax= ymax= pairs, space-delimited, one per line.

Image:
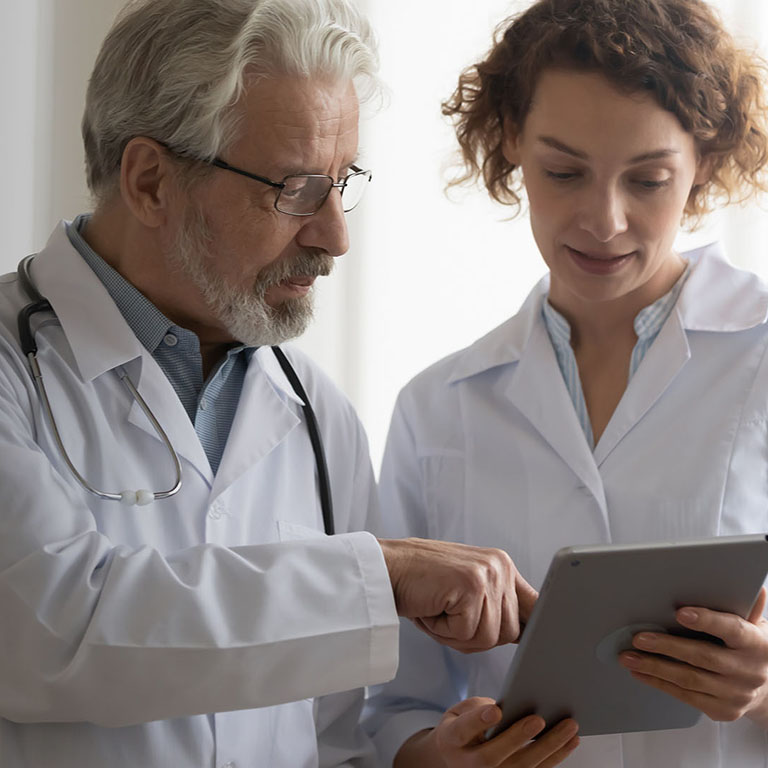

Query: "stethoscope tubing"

xmin=18 ymin=255 xmax=184 ymax=505
xmin=15 ymin=255 xmax=333 ymax=532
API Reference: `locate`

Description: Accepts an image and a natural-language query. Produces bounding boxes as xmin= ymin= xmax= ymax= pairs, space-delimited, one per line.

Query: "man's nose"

xmin=297 ymin=188 xmax=350 ymax=257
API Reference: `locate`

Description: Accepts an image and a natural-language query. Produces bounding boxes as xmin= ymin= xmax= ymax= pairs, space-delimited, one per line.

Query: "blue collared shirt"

xmin=542 ymin=266 xmax=689 ymax=449
xmin=66 ymin=214 xmax=253 ymax=474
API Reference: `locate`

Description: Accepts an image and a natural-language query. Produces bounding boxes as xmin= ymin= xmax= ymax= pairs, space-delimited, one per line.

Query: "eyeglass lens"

xmin=276 ymin=171 xmax=371 ymax=215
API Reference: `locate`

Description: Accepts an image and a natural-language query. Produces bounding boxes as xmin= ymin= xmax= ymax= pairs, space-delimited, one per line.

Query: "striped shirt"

xmin=66 ymin=214 xmax=253 ymax=474
xmin=542 ymin=266 xmax=689 ymax=450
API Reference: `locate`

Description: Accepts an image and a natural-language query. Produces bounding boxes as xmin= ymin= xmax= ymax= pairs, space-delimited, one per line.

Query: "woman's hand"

xmin=618 ymin=587 xmax=768 ymax=728
xmin=394 ymin=697 xmax=579 ymax=768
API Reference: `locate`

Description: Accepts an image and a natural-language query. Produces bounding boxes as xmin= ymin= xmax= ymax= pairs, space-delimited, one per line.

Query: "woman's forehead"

xmin=521 ymin=69 xmax=696 ymax=159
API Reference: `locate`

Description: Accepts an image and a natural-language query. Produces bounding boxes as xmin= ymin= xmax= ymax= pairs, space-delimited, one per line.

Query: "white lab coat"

xmin=0 ymin=222 xmax=399 ymax=768
xmin=367 ymin=243 xmax=768 ymax=767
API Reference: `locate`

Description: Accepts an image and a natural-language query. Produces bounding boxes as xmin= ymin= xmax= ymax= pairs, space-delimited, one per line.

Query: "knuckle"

xmin=466 ymin=563 xmax=488 ymax=591
xmin=717 ymin=707 xmax=741 ymax=723
xmin=679 ymin=667 xmax=700 ymax=690
xmin=698 ymin=646 xmax=720 ymax=670
xmin=734 ymin=687 xmax=758 ymax=712
xmin=730 ymin=622 xmax=750 ymax=648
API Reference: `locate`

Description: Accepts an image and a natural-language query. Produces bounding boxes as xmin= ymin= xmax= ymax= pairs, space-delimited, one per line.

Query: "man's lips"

xmin=283 ymin=275 xmax=316 ymax=287
xmin=273 ymin=275 xmax=317 ymax=297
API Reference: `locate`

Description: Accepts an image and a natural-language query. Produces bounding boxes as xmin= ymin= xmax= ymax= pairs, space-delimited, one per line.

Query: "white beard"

xmin=168 ymin=205 xmax=334 ymax=346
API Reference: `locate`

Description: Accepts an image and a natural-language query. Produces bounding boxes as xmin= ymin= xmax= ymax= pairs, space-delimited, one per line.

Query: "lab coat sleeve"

xmin=0 ymin=345 xmax=399 ymax=727
xmin=364 ymin=387 xmax=469 ymax=766
xmin=316 ymin=394 xmax=385 ymax=768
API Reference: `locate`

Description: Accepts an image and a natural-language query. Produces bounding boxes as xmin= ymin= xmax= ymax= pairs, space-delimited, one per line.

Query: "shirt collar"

xmin=541 ymin=261 xmax=691 ymax=349
xmin=67 ymin=215 xmax=256 ymax=367
xmin=447 ymin=242 xmax=768 ymax=385
xmin=67 ymin=214 xmax=178 ymax=354
xmin=32 ymin=220 xmax=260 ymax=383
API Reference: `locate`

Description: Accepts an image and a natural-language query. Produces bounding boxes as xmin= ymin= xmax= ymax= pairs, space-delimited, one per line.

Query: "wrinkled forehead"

xmin=232 ymin=75 xmax=360 ymax=172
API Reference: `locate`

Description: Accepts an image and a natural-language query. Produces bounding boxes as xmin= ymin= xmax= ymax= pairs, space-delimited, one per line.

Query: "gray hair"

xmin=82 ymin=0 xmax=379 ymax=204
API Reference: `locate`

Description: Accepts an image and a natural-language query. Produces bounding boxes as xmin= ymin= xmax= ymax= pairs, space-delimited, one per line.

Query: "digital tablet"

xmin=489 ymin=534 xmax=768 ymax=738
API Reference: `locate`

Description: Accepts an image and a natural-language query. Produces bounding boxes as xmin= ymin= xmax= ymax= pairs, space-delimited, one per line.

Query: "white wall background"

xmin=2 ymin=0 xmax=767 ymax=469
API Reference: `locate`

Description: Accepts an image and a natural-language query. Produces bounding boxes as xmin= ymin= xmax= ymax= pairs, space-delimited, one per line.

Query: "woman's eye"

xmin=635 ymin=179 xmax=672 ymax=190
xmin=544 ymin=170 xmax=579 ymax=182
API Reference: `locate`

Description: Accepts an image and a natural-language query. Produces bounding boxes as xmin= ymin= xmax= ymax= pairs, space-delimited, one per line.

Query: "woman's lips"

xmin=566 ymin=245 xmax=636 ymax=275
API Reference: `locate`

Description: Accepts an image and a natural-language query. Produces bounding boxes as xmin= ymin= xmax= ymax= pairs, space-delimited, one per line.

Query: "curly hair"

xmin=443 ymin=0 xmax=768 ymax=224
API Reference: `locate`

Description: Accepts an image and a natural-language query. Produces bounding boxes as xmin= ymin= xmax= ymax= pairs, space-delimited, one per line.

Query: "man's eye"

xmin=282 ymin=178 xmax=310 ymax=197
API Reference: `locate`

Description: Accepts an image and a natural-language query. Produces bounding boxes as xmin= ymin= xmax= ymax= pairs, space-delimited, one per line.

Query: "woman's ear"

xmin=693 ymin=152 xmax=715 ymax=187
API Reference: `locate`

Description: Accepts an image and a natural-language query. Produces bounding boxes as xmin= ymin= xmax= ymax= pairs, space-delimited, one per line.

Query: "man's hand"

xmin=618 ymin=587 xmax=768 ymax=728
xmin=378 ymin=537 xmax=538 ymax=653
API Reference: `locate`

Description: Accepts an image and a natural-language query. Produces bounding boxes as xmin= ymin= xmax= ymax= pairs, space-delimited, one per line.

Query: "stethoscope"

xmin=16 ymin=255 xmax=334 ymax=534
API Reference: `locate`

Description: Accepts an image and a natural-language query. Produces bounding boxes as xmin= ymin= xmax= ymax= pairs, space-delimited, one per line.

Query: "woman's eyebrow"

xmin=536 ymin=135 xmax=680 ymax=164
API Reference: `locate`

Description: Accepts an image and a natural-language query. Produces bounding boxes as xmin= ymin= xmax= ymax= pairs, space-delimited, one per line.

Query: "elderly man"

xmin=0 ymin=1 xmax=537 ymax=766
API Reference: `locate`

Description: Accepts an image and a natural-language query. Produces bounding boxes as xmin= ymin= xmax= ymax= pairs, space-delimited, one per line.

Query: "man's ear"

xmin=501 ymin=122 xmax=521 ymax=166
xmin=119 ymin=137 xmax=176 ymax=228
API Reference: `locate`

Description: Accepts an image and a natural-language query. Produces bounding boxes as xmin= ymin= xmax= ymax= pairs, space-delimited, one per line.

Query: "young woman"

xmin=366 ymin=0 xmax=768 ymax=766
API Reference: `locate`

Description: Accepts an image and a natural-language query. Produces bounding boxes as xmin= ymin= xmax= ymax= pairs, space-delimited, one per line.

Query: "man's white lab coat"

xmin=0 ymin=222 xmax=399 ymax=767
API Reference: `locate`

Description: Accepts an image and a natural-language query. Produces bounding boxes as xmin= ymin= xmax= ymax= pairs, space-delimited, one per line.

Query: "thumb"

xmin=516 ymin=573 xmax=539 ymax=624
xmin=748 ymin=587 xmax=767 ymax=624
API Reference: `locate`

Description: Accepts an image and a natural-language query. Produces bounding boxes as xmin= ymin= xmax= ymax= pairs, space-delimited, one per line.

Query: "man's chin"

xmin=223 ymin=296 xmax=314 ymax=347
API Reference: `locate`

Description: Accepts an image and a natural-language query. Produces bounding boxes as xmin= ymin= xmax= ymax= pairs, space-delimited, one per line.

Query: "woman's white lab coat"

xmin=0 ymin=222 xmax=399 ymax=767
xmin=367 ymin=243 xmax=768 ymax=767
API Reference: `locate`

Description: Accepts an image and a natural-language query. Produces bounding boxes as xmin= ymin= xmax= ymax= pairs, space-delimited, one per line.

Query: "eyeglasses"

xmin=209 ymin=157 xmax=372 ymax=216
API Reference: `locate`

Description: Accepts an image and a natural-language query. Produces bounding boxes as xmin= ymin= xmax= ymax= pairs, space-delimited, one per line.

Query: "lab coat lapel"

xmin=33 ymin=224 xmax=214 ymax=485
xmin=124 ymin=352 xmax=214 ymax=486
xmin=593 ymin=311 xmax=691 ymax=467
xmin=506 ymin=319 xmax=607 ymax=511
xmin=210 ymin=348 xmax=300 ymax=499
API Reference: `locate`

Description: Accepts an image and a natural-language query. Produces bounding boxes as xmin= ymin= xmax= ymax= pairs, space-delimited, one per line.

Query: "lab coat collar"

xmin=30 ymin=223 xmax=213 ymax=482
xmin=447 ymin=241 xmax=768 ymax=385
xmin=212 ymin=348 xmax=302 ymax=498
xmin=31 ymin=221 xmax=146 ymax=382
xmin=676 ymin=242 xmax=768 ymax=331
xmin=256 ymin=346 xmax=307 ymax=407
xmin=446 ymin=278 xmax=549 ymax=385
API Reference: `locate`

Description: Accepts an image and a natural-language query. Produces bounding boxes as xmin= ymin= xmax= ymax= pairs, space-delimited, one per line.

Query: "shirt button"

xmin=199 ymin=398 xmax=209 ymax=411
xmin=163 ymin=333 xmax=178 ymax=347
xmin=221 ymin=763 xmax=235 ymax=768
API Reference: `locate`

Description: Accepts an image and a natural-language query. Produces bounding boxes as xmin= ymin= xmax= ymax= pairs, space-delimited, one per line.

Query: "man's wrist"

xmin=377 ymin=537 xmax=415 ymax=611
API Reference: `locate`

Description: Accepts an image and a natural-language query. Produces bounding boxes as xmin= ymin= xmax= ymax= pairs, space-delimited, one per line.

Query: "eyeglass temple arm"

xmin=209 ymin=158 xmax=285 ymax=190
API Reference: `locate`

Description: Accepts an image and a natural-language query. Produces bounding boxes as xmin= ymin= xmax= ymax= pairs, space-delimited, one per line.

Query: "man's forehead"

xmin=234 ymin=75 xmax=359 ymax=169
xmin=243 ymin=76 xmax=358 ymax=128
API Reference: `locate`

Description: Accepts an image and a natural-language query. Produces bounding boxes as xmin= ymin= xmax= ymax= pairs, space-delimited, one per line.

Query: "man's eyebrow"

xmin=536 ymin=136 xmax=681 ymax=164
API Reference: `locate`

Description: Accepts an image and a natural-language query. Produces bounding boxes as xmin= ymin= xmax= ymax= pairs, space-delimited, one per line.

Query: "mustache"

xmin=256 ymin=248 xmax=335 ymax=288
